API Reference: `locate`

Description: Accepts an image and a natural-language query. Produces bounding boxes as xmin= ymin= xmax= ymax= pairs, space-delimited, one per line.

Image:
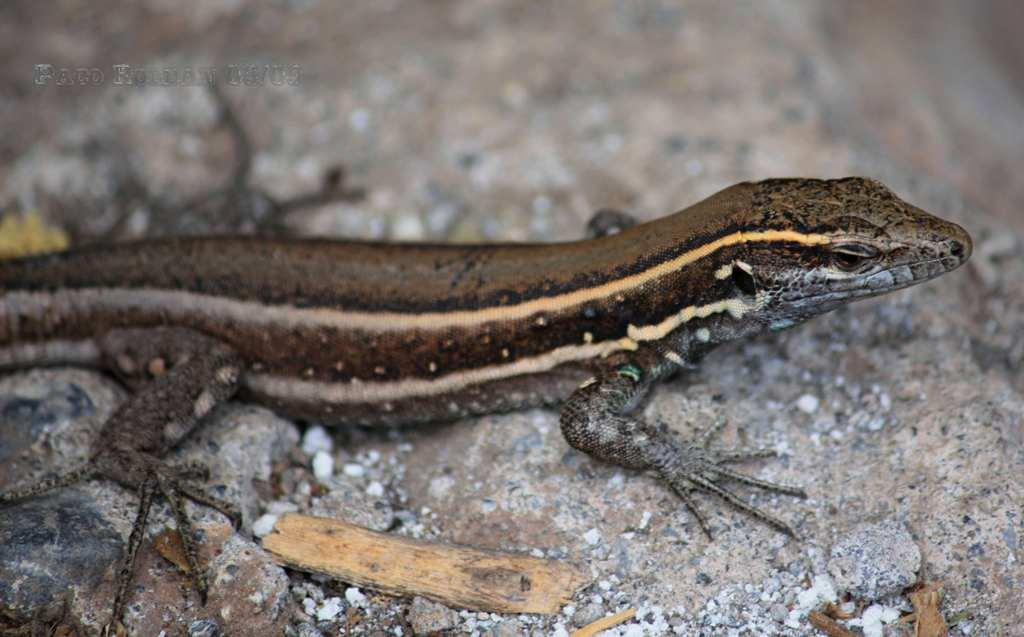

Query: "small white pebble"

xmin=312 ymin=450 xmax=334 ymax=481
xmin=796 ymin=575 xmax=837 ymax=611
xmin=266 ymin=500 xmax=299 ymax=515
xmin=301 ymin=597 xmax=316 ymax=616
xmin=366 ymin=481 xmax=385 ymax=497
xmin=796 ymin=394 xmax=820 ymax=414
xmin=583 ymin=528 xmax=602 ymax=546
xmin=639 ymin=511 xmax=652 ymax=530
xmin=252 ymin=514 xmax=279 ymax=538
xmin=316 ymin=597 xmax=344 ymax=621
xmin=301 ymin=425 xmax=333 ymax=455
xmin=343 ymin=463 xmax=366 ymax=478
xmin=345 ymin=587 xmax=367 ymax=607
xmin=851 ymin=603 xmax=898 ymax=637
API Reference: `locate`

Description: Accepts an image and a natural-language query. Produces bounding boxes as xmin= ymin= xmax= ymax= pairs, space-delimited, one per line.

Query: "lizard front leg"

xmin=0 ymin=327 xmax=244 ymax=631
xmin=559 ymin=347 xmax=805 ymax=537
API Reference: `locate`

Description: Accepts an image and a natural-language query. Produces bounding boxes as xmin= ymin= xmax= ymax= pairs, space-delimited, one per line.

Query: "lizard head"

xmin=725 ymin=177 xmax=972 ymax=329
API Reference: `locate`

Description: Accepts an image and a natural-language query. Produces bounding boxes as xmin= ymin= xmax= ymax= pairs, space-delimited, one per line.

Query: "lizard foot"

xmin=653 ymin=419 xmax=806 ymax=538
xmin=90 ymin=450 xmax=243 ymax=624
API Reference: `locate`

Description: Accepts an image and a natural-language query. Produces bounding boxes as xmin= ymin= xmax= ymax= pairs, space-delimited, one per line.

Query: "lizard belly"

xmin=240 ymin=363 xmax=596 ymax=426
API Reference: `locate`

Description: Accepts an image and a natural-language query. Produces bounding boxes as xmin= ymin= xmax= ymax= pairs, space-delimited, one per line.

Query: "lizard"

xmin=0 ymin=176 xmax=971 ymax=629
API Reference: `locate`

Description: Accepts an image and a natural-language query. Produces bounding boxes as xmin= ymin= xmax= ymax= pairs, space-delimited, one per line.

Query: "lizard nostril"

xmin=949 ymin=240 xmax=965 ymax=259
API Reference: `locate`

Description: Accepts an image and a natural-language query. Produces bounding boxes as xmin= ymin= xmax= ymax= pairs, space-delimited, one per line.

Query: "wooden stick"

xmin=570 ymin=608 xmax=636 ymax=637
xmin=262 ymin=513 xmax=588 ymax=614
xmin=808 ymin=610 xmax=856 ymax=637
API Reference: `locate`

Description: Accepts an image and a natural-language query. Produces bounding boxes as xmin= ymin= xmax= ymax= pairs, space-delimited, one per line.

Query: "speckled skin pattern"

xmin=0 ymin=177 xmax=971 ymax=625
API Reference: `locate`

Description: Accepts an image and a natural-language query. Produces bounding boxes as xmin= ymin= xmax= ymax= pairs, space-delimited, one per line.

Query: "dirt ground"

xmin=1 ymin=2 xmax=1021 ymax=635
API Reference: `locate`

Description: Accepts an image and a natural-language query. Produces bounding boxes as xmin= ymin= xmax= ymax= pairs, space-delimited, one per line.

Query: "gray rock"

xmin=188 ymin=619 xmax=221 ymax=637
xmin=0 ymin=369 xmax=123 ymax=485
xmin=309 ymin=478 xmax=394 ymax=531
xmin=486 ymin=621 xmax=524 ymax=637
xmin=828 ymin=520 xmax=921 ymax=601
xmin=0 ymin=489 xmax=123 ymax=619
xmin=0 ymin=369 xmax=296 ymax=631
xmin=122 ymin=530 xmax=291 ymax=635
xmin=407 ymin=596 xmax=460 ymax=635
xmin=0 ymin=370 xmax=126 ymax=623
xmin=175 ymin=403 xmax=301 ymax=529
xmin=770 ymin=603 xmax=788 ymax=622
xmin=573 ymin=602 xmax=606 ymax=627
xmin=294 ymin=622 xmax=325 ymax=637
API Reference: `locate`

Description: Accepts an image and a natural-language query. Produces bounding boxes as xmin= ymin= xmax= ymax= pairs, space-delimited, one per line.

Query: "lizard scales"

xmin=0 ymin=176 xmax=972 ymax=626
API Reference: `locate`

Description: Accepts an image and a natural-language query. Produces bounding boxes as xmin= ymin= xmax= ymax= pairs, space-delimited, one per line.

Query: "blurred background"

xmin=2 ymin=1 xmax=1022 ymax=240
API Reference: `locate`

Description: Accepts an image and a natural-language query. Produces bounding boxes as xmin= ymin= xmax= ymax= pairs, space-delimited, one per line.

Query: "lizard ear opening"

xmin=731 ymin=264 xmax=757 ymax=296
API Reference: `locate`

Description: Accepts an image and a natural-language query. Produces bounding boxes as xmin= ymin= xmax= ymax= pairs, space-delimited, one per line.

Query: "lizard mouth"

xmin=792 ymin=254 xmax=965 ymax=310
xmin=862 ymin=254 xmax=966 ymax=291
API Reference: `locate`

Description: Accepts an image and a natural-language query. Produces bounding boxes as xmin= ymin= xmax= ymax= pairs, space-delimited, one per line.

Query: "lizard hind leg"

xmin=88 ymin=328 xmax=245 ymax=627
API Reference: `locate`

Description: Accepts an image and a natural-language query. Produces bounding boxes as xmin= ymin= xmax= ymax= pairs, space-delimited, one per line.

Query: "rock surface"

xmin=407 ymin=596 xmax=461 ymax=635
xmin=2 ymin=2 xmax=1022 ymax=635
xmin=828 ymin=520 xmax=921 ymax=601
xmin=0 ymin=370 xmax=297 ymax=634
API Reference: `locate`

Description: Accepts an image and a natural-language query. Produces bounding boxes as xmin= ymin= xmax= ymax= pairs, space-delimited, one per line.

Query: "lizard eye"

xmin=831 ymin=243 xmax=880 ymax=271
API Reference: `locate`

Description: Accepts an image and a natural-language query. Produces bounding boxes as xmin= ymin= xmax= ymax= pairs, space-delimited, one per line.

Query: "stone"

xmin=0 ymin=370 xmax=296 ymax=631
xmin=407 ymin=596 xmax=459 ymax=635
xmin=828 ymin=521 xmax=921 ymax=601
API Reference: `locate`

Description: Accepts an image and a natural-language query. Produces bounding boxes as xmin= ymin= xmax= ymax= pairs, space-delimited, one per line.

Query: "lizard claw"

xmin=170 ymin=472 xmax=244 ymax=530
xmin=652 ymin=435 xmax=805 ymax=538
